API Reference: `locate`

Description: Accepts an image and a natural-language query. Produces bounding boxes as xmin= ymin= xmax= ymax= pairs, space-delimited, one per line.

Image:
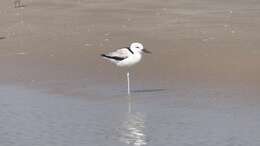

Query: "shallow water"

xmin=1 ymin=85 xmax=260 ymax=146
xmin=1 ymin=0 xmax=260 ymax=145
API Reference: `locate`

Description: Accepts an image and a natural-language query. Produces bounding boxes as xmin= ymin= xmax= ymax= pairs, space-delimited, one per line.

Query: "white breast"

xmin=117 ymin=53 xmax=142 ymax=67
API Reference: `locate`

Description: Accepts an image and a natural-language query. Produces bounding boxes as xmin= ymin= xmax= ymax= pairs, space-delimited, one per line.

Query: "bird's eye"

xmin=136 ymin=46 xmax=140 ymax=49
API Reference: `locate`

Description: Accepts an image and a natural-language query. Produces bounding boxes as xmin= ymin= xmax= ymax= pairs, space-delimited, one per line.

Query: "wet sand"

xmin=1 ymin=0 xmax=260 ymax=145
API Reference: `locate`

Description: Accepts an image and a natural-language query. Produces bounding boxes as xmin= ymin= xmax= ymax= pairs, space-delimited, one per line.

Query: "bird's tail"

xmin=101 ymin=54 xmax=112 ymax=60
xmin=101 ymin=54 xmax=107 ymax=57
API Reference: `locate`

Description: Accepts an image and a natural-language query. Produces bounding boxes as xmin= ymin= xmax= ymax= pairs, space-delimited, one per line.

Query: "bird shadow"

xmin=132 ymin=88 xmax=166 ymax=93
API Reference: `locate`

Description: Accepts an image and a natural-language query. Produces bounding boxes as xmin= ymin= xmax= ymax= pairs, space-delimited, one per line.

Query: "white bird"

xmin=101 ymin=42 xmax=151 ymax=95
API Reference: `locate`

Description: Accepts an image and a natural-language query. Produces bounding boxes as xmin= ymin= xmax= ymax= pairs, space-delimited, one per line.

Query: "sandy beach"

xmin=1 ymin=0 xmax=260 ymax=145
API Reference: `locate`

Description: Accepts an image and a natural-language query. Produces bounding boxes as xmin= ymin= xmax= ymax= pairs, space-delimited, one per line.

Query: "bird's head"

xmin=130 ymin=42 xmax=151 ymax=54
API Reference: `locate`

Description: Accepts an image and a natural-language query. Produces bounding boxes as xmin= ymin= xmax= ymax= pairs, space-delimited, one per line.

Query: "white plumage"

xmin=101 ymin=42 xmax=151 ymax=95
xmin=101 ymin=42 xmax=150 ymax=67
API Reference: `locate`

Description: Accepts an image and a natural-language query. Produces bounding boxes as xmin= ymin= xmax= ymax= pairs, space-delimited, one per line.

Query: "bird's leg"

xmin=127 ymin=71 xmax=130 ymax=95
xmin=128 ymin=95 xmax=132 ymax=113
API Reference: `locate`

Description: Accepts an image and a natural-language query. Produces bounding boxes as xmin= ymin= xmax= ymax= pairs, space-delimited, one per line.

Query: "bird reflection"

xmin=117 ymin=96 xmax=147 ymax=146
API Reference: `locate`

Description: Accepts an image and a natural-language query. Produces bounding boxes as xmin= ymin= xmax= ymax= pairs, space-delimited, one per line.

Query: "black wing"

xmin=101 ymin=54 xmax=126 ymax=61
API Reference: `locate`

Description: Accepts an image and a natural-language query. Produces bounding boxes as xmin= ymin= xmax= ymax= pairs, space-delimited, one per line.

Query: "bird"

xmin=101 ymin=42 xmax=151 ymax=95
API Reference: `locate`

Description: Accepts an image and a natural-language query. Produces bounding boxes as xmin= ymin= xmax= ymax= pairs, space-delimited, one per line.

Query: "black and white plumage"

xmin=101 ymin=42 xmax=151 ymax=95
xmin=101 ymin=42 xmax=151 ymax=67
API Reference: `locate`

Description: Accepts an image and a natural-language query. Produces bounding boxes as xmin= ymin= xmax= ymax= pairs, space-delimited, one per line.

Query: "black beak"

xmin=143 ymin=48 xmax=152 ymax=54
